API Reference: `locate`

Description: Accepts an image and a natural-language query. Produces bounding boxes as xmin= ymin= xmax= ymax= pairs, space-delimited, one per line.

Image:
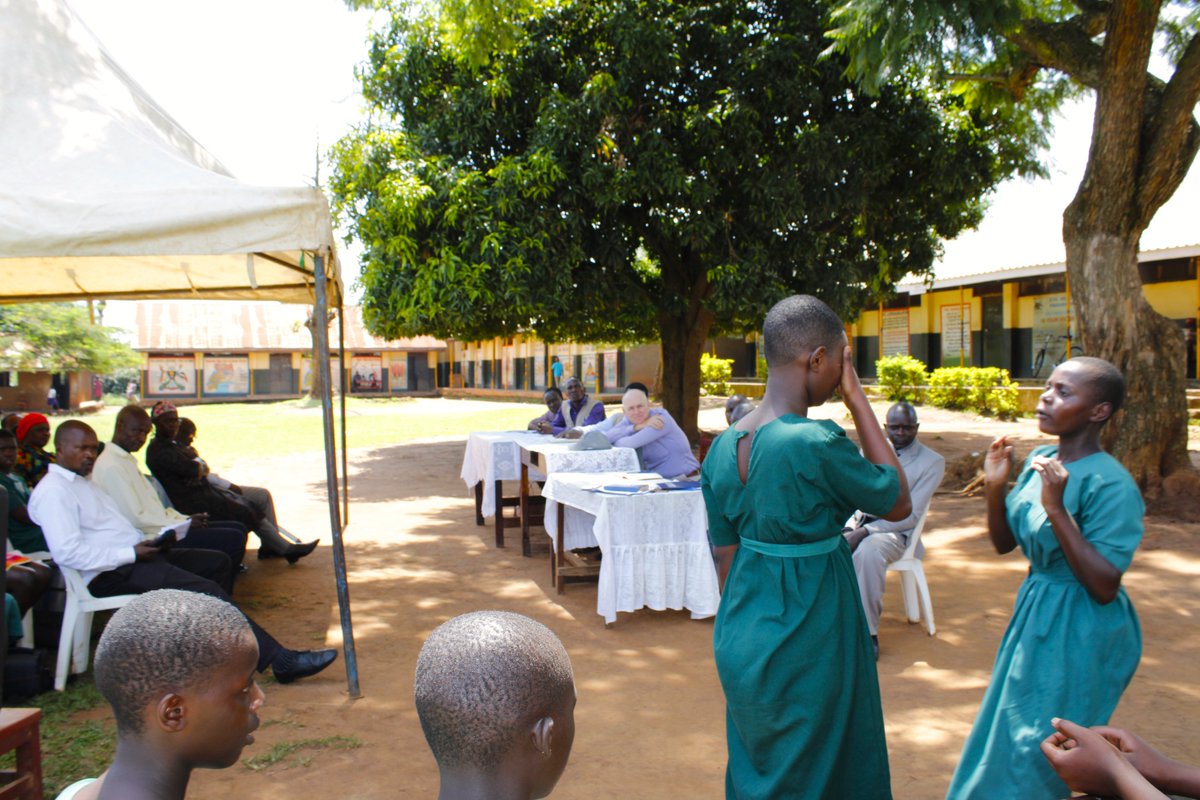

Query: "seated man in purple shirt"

xmin=529 ymin=387 xmax=564 ymax=434
xmin=604 ymin=388 xmax=700 ymax=479
xmin=549 ymin=377 xmax=606 ymax=434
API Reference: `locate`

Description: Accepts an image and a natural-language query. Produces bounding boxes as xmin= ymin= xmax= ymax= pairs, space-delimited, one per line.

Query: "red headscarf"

xmin=15 ymin=412 xmax=48 ymax=443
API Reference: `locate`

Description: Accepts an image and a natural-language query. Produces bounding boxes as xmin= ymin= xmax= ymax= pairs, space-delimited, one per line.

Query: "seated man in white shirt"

xmin=29 ymin=420 xmax=337 ymax=685
xmin=842 ymin=402 xmax=945 ymax=660
xmin=92 ymin=405 xmax=249 ymax=570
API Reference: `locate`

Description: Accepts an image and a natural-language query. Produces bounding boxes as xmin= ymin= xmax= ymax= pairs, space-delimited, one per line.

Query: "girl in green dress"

xmin=946 ymin=357 xmax=1143 ymax=799
xmin=701 ymin=295 xmax=912 ymax=799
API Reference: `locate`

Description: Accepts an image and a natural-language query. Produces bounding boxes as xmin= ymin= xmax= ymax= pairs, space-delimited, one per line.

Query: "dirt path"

xmin=176 ymin=402 xmax=1200 ymax=800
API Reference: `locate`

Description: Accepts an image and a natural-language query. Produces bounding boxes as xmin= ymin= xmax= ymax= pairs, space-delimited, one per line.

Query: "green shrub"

xmin=875 ymin=355 xmax=928 ymax=402
xmin=928 ymin=366 xmax=1019 ymax=418
xmin=700 ymin=353 xmax=734 ymax=396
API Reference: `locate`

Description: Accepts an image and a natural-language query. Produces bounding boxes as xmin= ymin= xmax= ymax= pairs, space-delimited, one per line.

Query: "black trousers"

xmin=88 ymin=549 xmax=281 ymax=671
xmin=175 ymin=521 xmax=248 ymax=567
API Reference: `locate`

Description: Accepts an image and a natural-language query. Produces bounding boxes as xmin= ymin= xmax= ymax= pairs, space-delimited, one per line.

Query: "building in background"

xmin=123 ymin=301 xmax=444 ymax=403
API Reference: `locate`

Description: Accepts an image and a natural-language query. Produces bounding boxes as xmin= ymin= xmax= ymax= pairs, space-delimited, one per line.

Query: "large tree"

xmin=331 ymin=0 xmax=1011 ymax=438
xmin=828 ymin=1 xmax=1200 ymax=490
xmin=0 ymin=303 xmax=139 ymax=374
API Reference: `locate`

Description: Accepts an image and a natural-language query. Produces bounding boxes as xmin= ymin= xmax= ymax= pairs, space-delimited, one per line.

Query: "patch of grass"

xmin=6 ymin=679 xmax=116 ymax=797
xmin=242 ymin=734 xmax=363 ymax=771
xmin=51 ymin=397 xmax=539 ymax=466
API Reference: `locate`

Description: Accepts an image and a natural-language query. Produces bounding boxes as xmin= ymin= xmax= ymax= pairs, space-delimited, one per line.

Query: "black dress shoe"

xmin=282 ymin=539 xmax=319 ymax=565
xmin=272 ymin=648 xmax=338 ymax=684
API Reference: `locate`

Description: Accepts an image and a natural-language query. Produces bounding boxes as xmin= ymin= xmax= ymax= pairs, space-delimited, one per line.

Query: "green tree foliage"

xmin=331 ymin=0 xmax=1011 ymax=437
xmin=827 ymin=1 xmax=1200 ymax=487
xmin=0 ymin=304 xmax=140 ymax=374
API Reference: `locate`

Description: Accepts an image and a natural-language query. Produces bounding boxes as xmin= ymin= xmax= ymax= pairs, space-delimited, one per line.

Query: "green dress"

xmin=702 ymin=415 xmax=900 ymax=800
xmin=945 ymin=446 xmax=1143 ymax=799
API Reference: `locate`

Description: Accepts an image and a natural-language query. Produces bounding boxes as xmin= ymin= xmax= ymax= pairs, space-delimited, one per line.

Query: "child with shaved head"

xmin=415 ymin=611 xmax=576 ymax=800
xmin=55 ymin=589 xmax=264 ymax=800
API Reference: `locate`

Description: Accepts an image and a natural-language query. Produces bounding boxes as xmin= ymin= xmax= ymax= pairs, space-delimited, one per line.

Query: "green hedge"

xmin=700 ymin=353 xmax=734 ymax=396
xmin=875 ymin=355 xmax=929 ymax=402
xmin=928 ymin=366 xmax=1019 ymax=419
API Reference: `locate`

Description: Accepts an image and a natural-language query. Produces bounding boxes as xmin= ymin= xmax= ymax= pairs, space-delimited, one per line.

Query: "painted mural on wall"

xmin=603 ymin=350 xmax=618 ymax=389
xmin=148 ymin=357 xmax=195 ymax=396
xmin=1031 ymin=293 xmax=1075 ymax=368
xmin=389 ymin=358 xmax=407 ymax=390
xmin=202 ymin=357 xmax=250 ymax=395
xmin=301 ymin=355 xmax=342 ymax=393
xmin=351 ymin=356 xmax=384 ymax=392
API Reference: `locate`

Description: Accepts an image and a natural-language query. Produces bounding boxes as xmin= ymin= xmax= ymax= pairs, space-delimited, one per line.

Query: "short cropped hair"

xmin=887 ymin=401 xmax=918 ymax=424
xmin=114 ymin=403 xmax=150 ymax=433
xmin=177 ymin=418 xmax=197 ymax=437
xmin=543 ymin=387 xmax=563 ymax=400
xmin=761 ymin=295 xmax=845 ymax=367
xmin=94 ymin=590 xmax=252 ymax=734
xmin=624 ymin=382 xmax=649 ymax=395
xmin=414 ymin=611 xmax=574 ymax=770
xmin=53 ymin=419 xmax=93 ymax=447
xmin=1072 ymin=356 xmax=1125 ymax=415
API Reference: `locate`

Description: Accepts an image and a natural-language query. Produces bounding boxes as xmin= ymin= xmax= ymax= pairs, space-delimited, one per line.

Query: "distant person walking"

xmin=124 ymin=380 xmax=138 ymax=404
xmin=550 ymin=355 xmax=564 ymax=388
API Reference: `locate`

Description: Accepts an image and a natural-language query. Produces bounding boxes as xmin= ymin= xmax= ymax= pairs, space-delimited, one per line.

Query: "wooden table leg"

xmin=555 ymin=501 xmax=565 ymax=594
xmin=520 ymin=464 xmax=531 ymax=557
xmin=474 ymin=481 xmax=484 ymax=526
xmin=0 ymin=708 xmax=43 ymax=800
xmin=494 ymin=479 xmax=505 ymax=547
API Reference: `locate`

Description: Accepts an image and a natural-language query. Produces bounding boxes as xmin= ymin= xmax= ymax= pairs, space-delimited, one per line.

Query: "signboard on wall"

xmin=351 ymin=356 xmax=384 ymax=391
xmin=1031 ymin=293 xmax=1073 ymax=366
xmin=389 ymin=358 xmax=408 ymax=390
xmin=301 ymin=356 xmax=341 ymax=393
xmin=202 ymin=356 xmax=249 ymax=395
xmin=533 ymin=352 xmax=546 ymax=389
xmin=580 ymin=353 xmax=598 ymax=393
xmin=502 ymin=346 xmax=514 ymax=389
xmin=603 ymin=350 xmax=618 ymax=389
xmin=148 ymin=357 xmax=194 ymax=396
xmin=881 ymin=310 xmax=910 ymax=357
xmin=941 ymin=304 xmax=971 ymax=364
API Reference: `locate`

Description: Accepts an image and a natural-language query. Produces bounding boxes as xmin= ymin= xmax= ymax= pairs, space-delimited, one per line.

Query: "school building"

xmin=123 ymin=301 xmax=445 ymax=403
xmin=846 ymin=245 xmax=1200 ymax=381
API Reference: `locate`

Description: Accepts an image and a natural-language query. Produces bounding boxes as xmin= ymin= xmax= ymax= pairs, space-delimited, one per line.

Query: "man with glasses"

xmin=843 ymin=401 xmax=944 ymax=660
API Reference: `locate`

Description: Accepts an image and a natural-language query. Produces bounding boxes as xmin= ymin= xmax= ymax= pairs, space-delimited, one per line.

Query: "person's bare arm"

xmin=839 ymin=346 xmax=910 ymax=521
xmin=983 ymin=436 xmax=1018 ymax=554
xmin=1092 ymin=725 xmax=1200 ymax=798
xmin=1034 ymin=457 xmax=1123 ymax=604
xmin=1041 ymin=718 xmax=1169 ymax=799
xmin=714 ymin=544 xmax=738 ymax=593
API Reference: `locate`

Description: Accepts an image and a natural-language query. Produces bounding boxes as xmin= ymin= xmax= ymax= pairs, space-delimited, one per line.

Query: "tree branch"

xmin=1006 ymin=15 xmax=1105 ymax=89
xmin=1135 ymin=31 xmax=1200 ymax=227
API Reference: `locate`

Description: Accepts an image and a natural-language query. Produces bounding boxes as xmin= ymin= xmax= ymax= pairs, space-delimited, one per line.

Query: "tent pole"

xmin=338 ymin=297 xmax=349 ymax=526
xmin=314 ymin=254 xmax=361 ymax=698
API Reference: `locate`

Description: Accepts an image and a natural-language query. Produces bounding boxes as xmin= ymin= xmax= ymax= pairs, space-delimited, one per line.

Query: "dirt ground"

xmin=176 ymin=401 xmax=1200 ymax=800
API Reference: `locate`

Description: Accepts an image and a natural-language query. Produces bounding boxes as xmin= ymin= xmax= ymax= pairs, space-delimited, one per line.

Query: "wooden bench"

xmin=0 ymin=708 xmax=43 ymax=800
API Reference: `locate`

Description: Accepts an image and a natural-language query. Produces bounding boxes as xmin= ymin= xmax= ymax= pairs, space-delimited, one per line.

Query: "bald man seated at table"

xmin=604 ymin=388 xmax=700 ymax=479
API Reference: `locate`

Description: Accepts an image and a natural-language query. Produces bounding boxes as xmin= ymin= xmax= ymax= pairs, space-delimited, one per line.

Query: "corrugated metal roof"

xmin=128 ymin=301 xmax=444 ymax=353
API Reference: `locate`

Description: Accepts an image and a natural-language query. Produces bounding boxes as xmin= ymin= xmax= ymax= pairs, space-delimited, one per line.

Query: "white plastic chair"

xmin=55 ymin=565 xmax=137 ymax=691
xmin=886 ymin=504 xmax=936 ymax=636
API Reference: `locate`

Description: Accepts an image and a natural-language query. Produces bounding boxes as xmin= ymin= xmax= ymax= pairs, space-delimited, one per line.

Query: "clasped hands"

xmin=1041 ymin=718 xmax=1174 ymax=799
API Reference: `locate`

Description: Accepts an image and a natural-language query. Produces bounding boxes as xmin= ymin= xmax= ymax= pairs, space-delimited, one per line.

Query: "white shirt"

xmin=28 ymin=463 xmax=139 ymax=585
xmin=92 ymin=441 xmax=189 ymax=537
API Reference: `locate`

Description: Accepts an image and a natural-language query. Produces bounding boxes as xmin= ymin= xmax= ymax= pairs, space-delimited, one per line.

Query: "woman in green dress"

xmin=946 ymin=357 xmax=1143 ymax=799
xmin=701 ymin=295 xmax=912 ymax=800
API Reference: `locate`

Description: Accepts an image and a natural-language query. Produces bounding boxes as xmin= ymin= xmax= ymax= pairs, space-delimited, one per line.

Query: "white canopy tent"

xmin=0 ymin=0 xmax=360 ymax=694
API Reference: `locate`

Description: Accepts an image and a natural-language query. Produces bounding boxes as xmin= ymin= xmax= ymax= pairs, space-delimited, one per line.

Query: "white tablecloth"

xmin=459 ymin=431 xmax=549 ymax=517
xmin=542 ymin=472 xmax=720 ymax=624
xmin=523 ymin=442 xmax=642 ymax=550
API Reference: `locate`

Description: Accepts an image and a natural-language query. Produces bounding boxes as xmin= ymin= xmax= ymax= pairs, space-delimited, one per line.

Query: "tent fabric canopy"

xmin=0 ymin=0 xmax=359 ymax=695
xmin=0 ymin=0 xmax=340 ymax=304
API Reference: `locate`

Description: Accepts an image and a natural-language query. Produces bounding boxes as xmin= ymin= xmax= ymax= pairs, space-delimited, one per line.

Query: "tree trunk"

xmin=657 ymin=304 xmax=714 ymax=446
xmin=1061 ymin=221 xmax=1189 ymax=493
xmin=1057 ymin=1 xmax=1195 ymax=494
